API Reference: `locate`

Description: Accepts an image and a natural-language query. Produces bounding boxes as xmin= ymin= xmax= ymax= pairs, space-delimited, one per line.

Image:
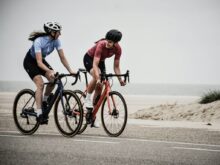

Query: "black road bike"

xmin=13 ymin=73 xmax=83 ymax=137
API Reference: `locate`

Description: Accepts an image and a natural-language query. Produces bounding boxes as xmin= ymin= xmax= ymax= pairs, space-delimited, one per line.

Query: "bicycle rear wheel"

xmin=101 ymin=91 xmax=127 ymax=137
xmin=54 ymin=90 xmax=83 ymax=137
xmin=72 ymin=90 xmax=88 ymax=134
xmin=13 ymin=89 xmax=39 ymax=135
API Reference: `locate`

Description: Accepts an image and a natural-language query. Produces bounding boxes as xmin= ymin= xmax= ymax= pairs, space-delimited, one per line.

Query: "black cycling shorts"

xmin=83 ymin=53 xmax=106 ymax=73
xmin=23 ymin=50 xmax=53 ymax=80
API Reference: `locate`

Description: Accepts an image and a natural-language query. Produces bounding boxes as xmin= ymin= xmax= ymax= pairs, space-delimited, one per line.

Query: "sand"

xmin=128 ymin=96 xmax=220 ymax=123
xmin=1 ymin=92 xmax=220 ymax=124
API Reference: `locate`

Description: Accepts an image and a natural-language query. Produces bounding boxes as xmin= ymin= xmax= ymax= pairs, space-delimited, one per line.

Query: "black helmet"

xmin=105 ymin=29 xmax=122 ymax=43
xmin=44 ymin=22 xmax=62 ymax=34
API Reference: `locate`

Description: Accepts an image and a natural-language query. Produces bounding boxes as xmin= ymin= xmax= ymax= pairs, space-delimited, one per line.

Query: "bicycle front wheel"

xmin=13 ymin=89 xmax=39 ymax=135
xmin=54 ymin=90 xmax=83 ymax=137
xmin=72 ymin=90 xmax=88 ymax=134
xmin=101 ymin=91 xmax=127 ymax=137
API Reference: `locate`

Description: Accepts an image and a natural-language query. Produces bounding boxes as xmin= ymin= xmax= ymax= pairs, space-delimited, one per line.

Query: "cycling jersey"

xmin=29 ymin=36 xmax=62 ymax=59
xmin=87 ymin=40 xmax=121 ymax=61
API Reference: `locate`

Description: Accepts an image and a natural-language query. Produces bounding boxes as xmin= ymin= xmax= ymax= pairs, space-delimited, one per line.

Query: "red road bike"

xmin=73 ymin=69 xmax=129 ymax=137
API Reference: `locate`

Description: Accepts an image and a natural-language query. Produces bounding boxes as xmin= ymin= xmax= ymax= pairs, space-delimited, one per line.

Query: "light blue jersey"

xmin=30 ymin=36 xmax=62 ymax=59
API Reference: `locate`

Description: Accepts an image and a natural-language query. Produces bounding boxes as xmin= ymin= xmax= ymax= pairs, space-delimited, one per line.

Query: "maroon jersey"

xmin=87 ymin=40 xmax=121 ymax=61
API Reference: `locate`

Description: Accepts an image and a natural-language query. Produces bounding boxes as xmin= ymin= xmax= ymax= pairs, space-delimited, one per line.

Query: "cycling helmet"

xmin=44 ymin=22 xmax=62 ymax=34
xmin=105 ymin=29 xmax=122 ymax=43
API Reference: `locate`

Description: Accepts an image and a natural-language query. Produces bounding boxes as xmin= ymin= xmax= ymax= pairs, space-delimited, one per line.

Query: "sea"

xmin=0 ymin=81 xmax=219 ymax=97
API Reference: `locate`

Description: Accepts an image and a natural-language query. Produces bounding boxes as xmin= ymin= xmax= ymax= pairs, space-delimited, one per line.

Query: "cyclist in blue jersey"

xmin=23 ymin=22 xmax=76 ymax=123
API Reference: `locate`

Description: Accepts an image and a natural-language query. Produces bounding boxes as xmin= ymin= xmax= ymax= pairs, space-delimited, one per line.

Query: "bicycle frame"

xmin=77 ymin=72 xmax=118 ymax=120
xmin=43 ymin=79 xmax=64 ymax=117
xmin=44 ymin=73 xmax=80 ymax=117
xmin=22 ymin=79 xmax=64 ymax=117
xmin=72 ymin=69 xmax=129 ymax=136
xmin=74 ymin=69 xmax=129 ymax=119
xmin=24 ymin=73 xmax=79 ymax=118
xmin=91 ymin=79 xmax=115 ymax=119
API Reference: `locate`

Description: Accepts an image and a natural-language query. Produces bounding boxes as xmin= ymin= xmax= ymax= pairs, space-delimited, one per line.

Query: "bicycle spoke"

xmin=13 ymin=89 xmax=39 ymax=135
xmin=101 ymin=91 xmax=127 ymax=137
xmin=54 ymin=90 xmax=83 ymax=137
xmin=72 ymin=90 xmax=87 ymax=134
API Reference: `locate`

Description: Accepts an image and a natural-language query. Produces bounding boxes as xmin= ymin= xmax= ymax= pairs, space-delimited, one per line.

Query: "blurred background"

xmin=1 ymin=0 xmax=220 ymax=95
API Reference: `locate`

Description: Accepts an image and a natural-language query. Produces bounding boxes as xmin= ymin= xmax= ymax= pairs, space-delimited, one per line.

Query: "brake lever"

xmin=71 ymin=71 xmax=79 ymax=86
xmin=54 ymin=72 xmax=59 ymax=78
xmin=78 ymin=72 xmax=81 ymax=81
xmin=127 ymin=70 xmax=130 ymax=83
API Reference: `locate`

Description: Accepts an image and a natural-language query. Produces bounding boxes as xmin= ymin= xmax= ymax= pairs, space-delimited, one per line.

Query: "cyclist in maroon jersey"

xmin=83 ymin=29 xmax=126 ymax=127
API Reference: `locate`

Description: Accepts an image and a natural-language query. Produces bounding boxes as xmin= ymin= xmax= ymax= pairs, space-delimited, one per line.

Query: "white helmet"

xmin=43 ymin=22 xmax=62 ymax=33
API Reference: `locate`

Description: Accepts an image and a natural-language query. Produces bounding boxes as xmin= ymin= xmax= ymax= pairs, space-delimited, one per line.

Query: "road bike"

xmin=72 ymin=69 xmax=129 ymax=137
xmin=13 ymin=73 xmax=83 ymax=137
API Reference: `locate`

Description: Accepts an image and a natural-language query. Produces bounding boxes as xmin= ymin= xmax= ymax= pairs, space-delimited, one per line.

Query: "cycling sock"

xmin=86 ymin=93 xmax=92 ymax=100
xmin=43 ymin=96 xmax=49 ymax=102
xmin=36 ymin=109 xmax=42 ymax=117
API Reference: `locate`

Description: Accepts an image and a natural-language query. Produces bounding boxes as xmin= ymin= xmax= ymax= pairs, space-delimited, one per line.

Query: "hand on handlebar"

xmin=119 ymin=79 xmax=126 ymax=86
xmin=69 ymin=71 xmax=78 ymax=75
xmin=96 ymin=79 xmax=103 ymax=87
xmin=46 ymin=70 xmax=56 ymax=81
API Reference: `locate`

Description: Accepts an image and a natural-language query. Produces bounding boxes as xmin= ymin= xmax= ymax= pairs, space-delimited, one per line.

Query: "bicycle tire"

xmin=13 ymin=89 xmax=39 ymax=135
xmin=72 ymin=90 xmax=88 ymax=134
xmin=101 ymin=91 xmax=127 ymax=137
xmin=54 ymin=90 xmax=83 ymax=137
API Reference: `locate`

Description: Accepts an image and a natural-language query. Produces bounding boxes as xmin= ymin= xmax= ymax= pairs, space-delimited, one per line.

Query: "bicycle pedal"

xmin=86 ymin=107 xmax=93 ymax=112
xmin=20 ymin=113 xmax=28 ymax=118
xmin=90 ymin=120 xmax=95 ymax=127
xmin=86 ymin=114 xmax=92 ymax=124
xmin=86 ymin=118 xmax=92 ymax=124
xmin=40 ymin=120 xmax=48 ymax=125
xmin=37 ymin=114 xmax=48 ymax=124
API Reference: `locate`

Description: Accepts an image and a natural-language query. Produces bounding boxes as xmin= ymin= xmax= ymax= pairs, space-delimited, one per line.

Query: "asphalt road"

xmin=0 ymin=114 xmax=220 ymax=165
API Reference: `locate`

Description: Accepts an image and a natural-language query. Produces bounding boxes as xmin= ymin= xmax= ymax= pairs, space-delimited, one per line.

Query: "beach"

xmin=1 ymin=92 xmax=219 ymax=124
xmin=128 ymin=95 xmax=220 ymax=123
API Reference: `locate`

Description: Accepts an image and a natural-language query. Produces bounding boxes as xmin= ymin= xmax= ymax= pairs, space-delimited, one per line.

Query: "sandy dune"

xmin=129 ymin=100 xmax=220 ymax=123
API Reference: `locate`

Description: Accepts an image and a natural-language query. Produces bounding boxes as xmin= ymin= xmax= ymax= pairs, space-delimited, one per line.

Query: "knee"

xmin=36 ymin=82 xmax=44 ymax=91
xmin=47 ymin=83 xmax=54 ymax=88
xmin=96 ymin=83 xmax=103 ymax=91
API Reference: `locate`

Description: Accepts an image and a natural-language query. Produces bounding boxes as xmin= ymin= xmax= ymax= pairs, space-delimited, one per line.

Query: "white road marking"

xmin=0 ymin=132 xmax=118 ymax=144
xmin=172 ymin=147 xmax=220 ymax=152
xmin=0 ymin=131 xmax=220 ymax=148
xmin=80 ymin=135 xmax=220 ymax=148
xmin=0 ymin=134 xmax=27 ymax=138
xmin=74 ymin=139 xmax=119 ymax=144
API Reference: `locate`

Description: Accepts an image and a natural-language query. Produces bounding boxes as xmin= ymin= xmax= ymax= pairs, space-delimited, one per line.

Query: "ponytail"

xmin=28 ymin=31 xmax=48 ymax=41
xmin=95 ymin=38 xmax=105 ymax=44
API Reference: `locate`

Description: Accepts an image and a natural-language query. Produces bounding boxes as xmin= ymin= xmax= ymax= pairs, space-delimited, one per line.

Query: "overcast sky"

xmin=0 ymin=0 xmax=220 ymax=84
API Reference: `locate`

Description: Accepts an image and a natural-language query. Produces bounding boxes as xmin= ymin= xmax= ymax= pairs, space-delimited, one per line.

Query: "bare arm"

xmin=57 ymin=49 xmax=75 ymax=74
xmin=93 ymin=57 xmax=101 ymax=81
xmin=114 ymin=59 xmax=126 ymax=86
xmin=36 ymin=53 xmax=51 ymax=72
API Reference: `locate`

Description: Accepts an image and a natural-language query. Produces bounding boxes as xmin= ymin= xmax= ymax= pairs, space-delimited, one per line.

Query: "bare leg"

xmin=85 ymin=69 xmax=101 ymax=128
xmin=44 ymin=72 xmax=55 ymax=97
xmin=33 ymin=75 xmax=44 ymax=109
xmin=85 ymin=68 xmax=100 ymax=109
xmin=44 ymin=84 xmax=55 ymax=96
xmin=87 ymin=78 xmax=97 ymax=94
xmin=93 ymin=83 xmax=103 ymax=104
xmin=87 ymin=68 xmax=100 ymax=94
